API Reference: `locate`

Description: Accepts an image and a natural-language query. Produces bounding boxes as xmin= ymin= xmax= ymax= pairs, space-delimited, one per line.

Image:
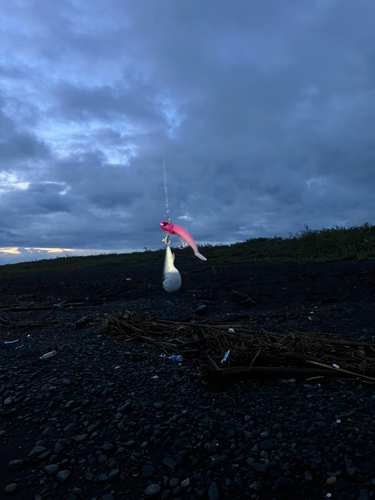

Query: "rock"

xmin=145 ymin=484 xmax=161 ymax=496
xmin=99 ymin=473 xmax=108 ymax=482
xmin=304 ymin=471 xmax=313 ymax=481
xmin=102 ymin=441 xmax=115 ymax=452
xmin=258 ymin=440 xmax=273 ymax=450
xmin=335 ymin=478 xmax=347 ymax=491
xmin=253 ymin=463 xmax=268 ymax=473
xmin=169 ymin=478 xmax=179 ymax=488
xmin=181 ymin=478 xmax=190 ymax=487
xmin=8 ymin=460 xmax=23 ymax=471
xmin=75 ymin=434 xmax=88 ymax=442
xmin=28 ymin=446 xmax=47 ymax=457
xmin=208 ymin=481 xmax=220 ymax=500
xmin=102 ymin=495 xmax=114 ymax=500
xmin=108 ymin=469 xmax=119 ymax=480
xmin=57 ymin=470 xmax=71 ymax=482
xmin=44 ymin=464 xmax=59 ymax=475
xmin=326 ymin=476 xmax=337 ymax=485
xmin=143 ymin=465 xmax=156 ymax=478
xmin=118 ymin=402 xmax=132 ymax=413
xmin=42 ymin=427 xmax=54 ymax=437
xmin=163 ymin=457 xmax=177 ymax=471
xmin=274 ymin=477 xmax=296 ymax=493
xmin=5 ymin=483 xmax=17 ymax=493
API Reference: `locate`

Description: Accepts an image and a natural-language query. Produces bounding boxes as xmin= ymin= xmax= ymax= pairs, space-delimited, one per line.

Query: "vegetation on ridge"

xmin=0 ymin=223 xmax=374 ymax=278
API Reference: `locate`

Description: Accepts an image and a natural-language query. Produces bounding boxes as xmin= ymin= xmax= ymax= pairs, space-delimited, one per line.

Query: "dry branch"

xmin=101 ymin=312 xmax=375 ymax=382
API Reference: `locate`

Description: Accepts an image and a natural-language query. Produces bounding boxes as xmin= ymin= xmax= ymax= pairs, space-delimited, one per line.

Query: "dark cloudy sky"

xmin=1 ymin=0 xmax=375 ymax=264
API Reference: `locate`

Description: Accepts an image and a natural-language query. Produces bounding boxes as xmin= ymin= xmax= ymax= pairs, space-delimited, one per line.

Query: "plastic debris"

xmin=332 ymin=364 xmax=340 ymax=369
xmin=228 ymin=328 xmax=235 ymax=333
xmin=221 ymin=350 xmax=230 ymax=363
xmin=39 ymin=350 xmax=57 ymax=360
xmin=151 ymin=375 xmax=159 ymax=379
xmin=126 ymin=278 xmax=131 ymax=281
xmin=4 ymin=339 xmax=20 ymax=344
xmin=336 ymin=419 xmax=341 ymax=423
xmin=169 ymin=355 xmax=183 ymax=362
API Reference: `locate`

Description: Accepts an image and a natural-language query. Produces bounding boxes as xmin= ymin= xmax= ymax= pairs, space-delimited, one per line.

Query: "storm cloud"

xmin=1 ymin=0 xmax=375 ymax=263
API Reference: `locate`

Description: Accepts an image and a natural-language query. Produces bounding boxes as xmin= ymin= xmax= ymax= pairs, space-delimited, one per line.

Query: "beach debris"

xmin=228 ymin=328 xmax=235 ymax=333
xmin=220 ymin=352 xmax=234 ymax=363
xmin=3 ymin=339 xmax=20 ymax=344
xmin=75 ymin=316 xmax=90 ymax=329
xmin=169 ymin=355 xmax=183 ymax=362
xmin=231 ymin=290 xmax=256 ymax=305
xmin=39 ymin=350 xmax=57 ymax=360
xmin=102 ymin=313 xmax=375 ymax=384
xmin=195 ymin=304 xmax=207 ymax=315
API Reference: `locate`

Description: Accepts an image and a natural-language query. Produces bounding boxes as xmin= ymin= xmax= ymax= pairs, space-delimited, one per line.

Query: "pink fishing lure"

xmin=159 ymin=221 xmax=207 ymax=261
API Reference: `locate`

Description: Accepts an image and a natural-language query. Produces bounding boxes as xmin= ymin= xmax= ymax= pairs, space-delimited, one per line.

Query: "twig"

xmin=307 ymin=360 xmax=375 ymax=382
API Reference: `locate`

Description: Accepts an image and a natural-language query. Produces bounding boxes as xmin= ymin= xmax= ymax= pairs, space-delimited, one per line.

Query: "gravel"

xmin=1 ymin=300 xmax=375 ymax=500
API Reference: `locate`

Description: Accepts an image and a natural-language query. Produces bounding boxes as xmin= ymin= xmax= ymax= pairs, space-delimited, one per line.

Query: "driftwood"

xmin=102 ymin=312 xmax=375 ymax=384
xmin=202 ymin=365 xmax=354 ymax=386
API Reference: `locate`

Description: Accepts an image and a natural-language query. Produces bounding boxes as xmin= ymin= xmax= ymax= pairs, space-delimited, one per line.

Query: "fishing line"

xmin=162 ymin=154 xmax=171 ymax=246
xmin=162 ymin=153 xmax=171 ymax=224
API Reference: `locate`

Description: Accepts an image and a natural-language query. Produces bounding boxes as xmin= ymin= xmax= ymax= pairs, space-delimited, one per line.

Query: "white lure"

xmin=163 ymin=244 xmax=182 ymax=292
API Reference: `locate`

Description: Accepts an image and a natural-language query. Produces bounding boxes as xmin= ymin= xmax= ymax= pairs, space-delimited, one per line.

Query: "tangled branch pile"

xmin=102 ymin=311 xmax=375 ymax=384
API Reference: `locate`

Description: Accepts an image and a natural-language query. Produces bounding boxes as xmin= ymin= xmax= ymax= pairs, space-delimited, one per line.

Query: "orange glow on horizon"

xmin=0 ymin=247 xmax=21 ymax=255
xmin=1 ymin=247 xmax=76 ymax=255
xmin=32 ymin=248 xmax=76 ymax=253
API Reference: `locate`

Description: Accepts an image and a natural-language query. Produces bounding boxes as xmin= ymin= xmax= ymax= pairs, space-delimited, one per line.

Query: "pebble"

xmin=5 ymin=483 xmax=17 ymax=494
xmin=44 ymin=464 xmax=59 ymax=475
xmin=75 ymin=433 xmax=88 ymax=442
xmin=102 ymin=495 xmax=114 ymax=500
xmin=57 ymin=470 xmax=71 ymax=482
xmin=145 ymin=484 xmax=161 ymax=496
xmin=1 ymin=295 xmax=374 ymax=500
xmin=142 ymin=465 xmax=156 ymax=478
xmin=274 ymin=477 xmax=296 ymax=493
xmin=163 ymin=457 xmax=177 ymax=471
xmin=326 ymin=476 xmax=337 ymax=485
xmin=28 ymin=446 xmax=46 ymax=457
xmin=8 ymin=460 xmax=23 ymax=471
xmin=208 ymin=481 xmax=220 ymax=500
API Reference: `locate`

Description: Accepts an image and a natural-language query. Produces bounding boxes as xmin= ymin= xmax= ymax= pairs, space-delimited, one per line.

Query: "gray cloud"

xmin=1 ymin=0 xmax=375 ymax=262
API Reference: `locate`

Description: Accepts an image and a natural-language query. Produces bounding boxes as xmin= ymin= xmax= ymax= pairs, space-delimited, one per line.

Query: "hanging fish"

xmin=159 ymin=221 xmax=207 ymax=261
xmin=163 ymin=243 xmax=182 ymax=292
